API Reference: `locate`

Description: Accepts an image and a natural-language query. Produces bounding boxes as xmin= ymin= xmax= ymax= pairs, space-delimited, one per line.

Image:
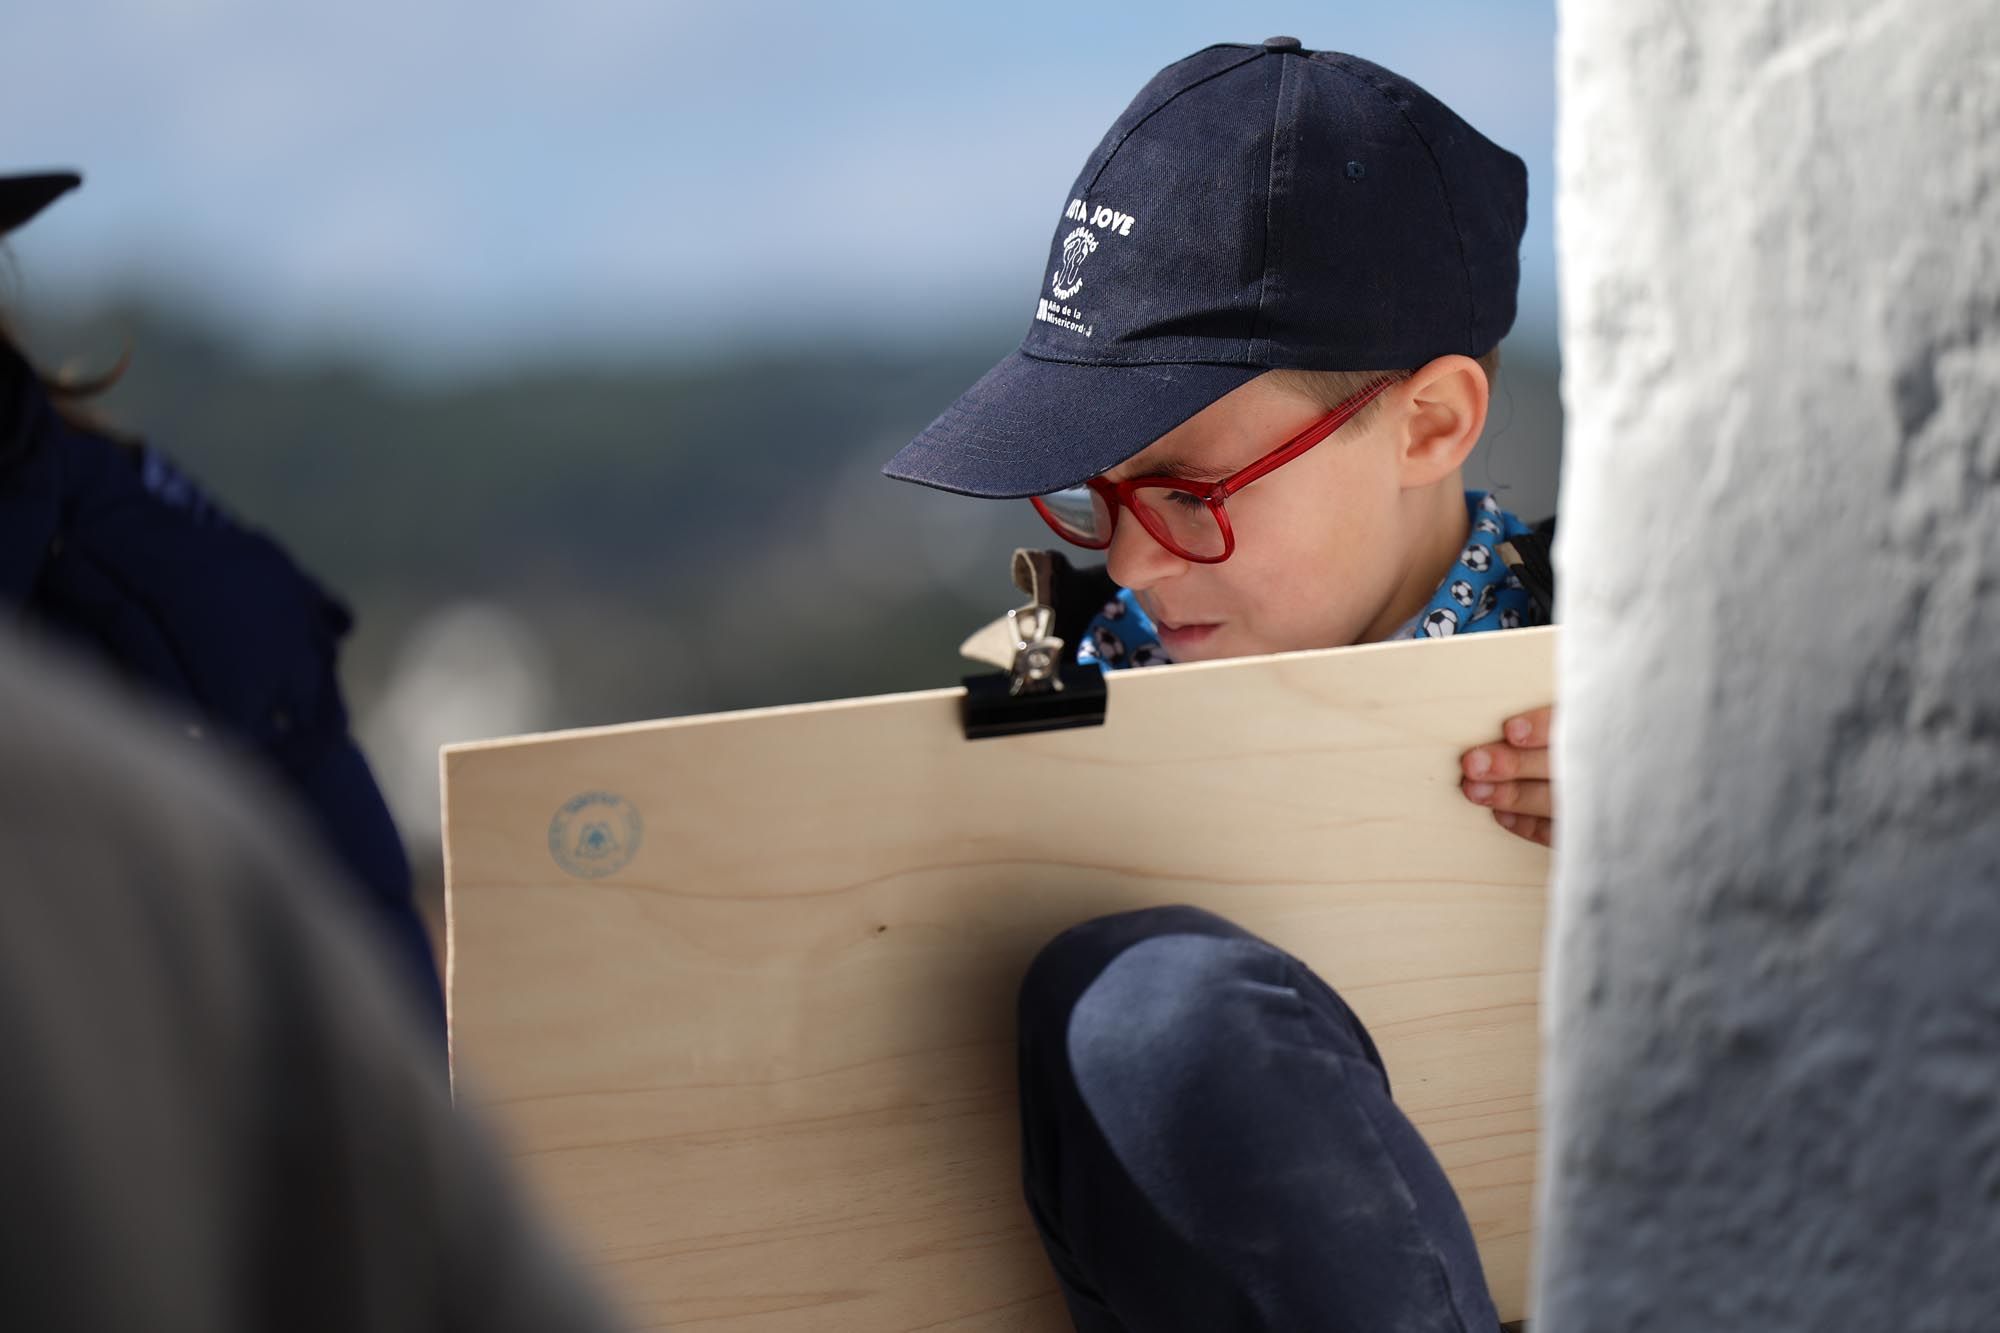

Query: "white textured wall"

xmin=1543 ymin=0 xmax=2000 ymax=1327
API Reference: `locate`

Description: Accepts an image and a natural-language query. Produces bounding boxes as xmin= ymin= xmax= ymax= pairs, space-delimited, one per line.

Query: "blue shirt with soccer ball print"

xmin=1076 ymin=490 xmax=1547 ymax=671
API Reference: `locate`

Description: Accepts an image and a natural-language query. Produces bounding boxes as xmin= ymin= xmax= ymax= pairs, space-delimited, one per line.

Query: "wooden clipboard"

xmin=444 ymin=626 xmax=1555 ymax=1329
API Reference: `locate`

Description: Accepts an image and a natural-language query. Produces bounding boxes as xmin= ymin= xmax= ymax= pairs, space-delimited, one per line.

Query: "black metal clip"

xmin=961 ymin=560 xmax=1109 ymax=739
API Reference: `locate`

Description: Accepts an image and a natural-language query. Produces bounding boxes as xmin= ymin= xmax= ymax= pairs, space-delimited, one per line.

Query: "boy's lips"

xmin=1153 ymin=616 xmax=1222 ymax=649
xmin=1138 ymin=597 xmax=1222 ymax=647
xmin=1145 ymin=601 xmax=1218 ymax=631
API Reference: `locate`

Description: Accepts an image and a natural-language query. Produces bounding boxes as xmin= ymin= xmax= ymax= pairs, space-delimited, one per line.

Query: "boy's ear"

xmin=1389 ymin=354 xmax=1490 ymax=489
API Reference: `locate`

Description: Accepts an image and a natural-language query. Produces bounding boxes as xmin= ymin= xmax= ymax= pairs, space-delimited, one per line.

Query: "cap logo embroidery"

xmin=1035 ymin=199 xmax=1138 ymax=338
xmin=1064 ymin=197 xmax=1137 ymax=237
xmin=1051 ymin=227 xmax=1099 ymax=300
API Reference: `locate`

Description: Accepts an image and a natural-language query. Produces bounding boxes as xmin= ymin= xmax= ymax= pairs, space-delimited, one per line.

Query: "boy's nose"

xmin=1104 ymin=513 xmax=1188 ymax=592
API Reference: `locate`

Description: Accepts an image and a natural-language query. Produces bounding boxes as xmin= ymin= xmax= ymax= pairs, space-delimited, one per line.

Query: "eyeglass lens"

xmin=1127 ymin=485 xmax=1226 ymax=560
xmin=1037 ymin=487 xmax=1113 ymax=545
xmin=1038 ymin=484 xmax=1227 ymax=559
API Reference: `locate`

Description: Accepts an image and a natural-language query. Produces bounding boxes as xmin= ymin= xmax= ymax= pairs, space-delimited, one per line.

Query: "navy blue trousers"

xmin=1017 ymin=905 xmax=1501 ymax=1333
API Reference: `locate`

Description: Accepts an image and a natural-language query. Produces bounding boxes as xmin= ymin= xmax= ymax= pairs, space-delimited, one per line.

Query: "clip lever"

xmin=961 ymin=593 xmax=1108 ymax=740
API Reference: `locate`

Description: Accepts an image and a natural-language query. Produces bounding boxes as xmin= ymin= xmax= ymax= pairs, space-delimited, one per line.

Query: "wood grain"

xmin=444 ymin=626 xmax=1556 ymax=1329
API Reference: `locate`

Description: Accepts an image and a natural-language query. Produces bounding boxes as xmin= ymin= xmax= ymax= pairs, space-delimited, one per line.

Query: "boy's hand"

xmin=1459 ymin=705 xmax=1555 ymax=847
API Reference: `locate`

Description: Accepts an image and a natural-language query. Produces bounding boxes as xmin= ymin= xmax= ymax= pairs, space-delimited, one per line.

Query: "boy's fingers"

xmin=1496 ymin=811 xmax=1554 ymax=846
xmin=1502 ymin=705 xmax=1555 ymax=749
xmin=1461 ymin=745 xmax=1551 ymax=783
xmin=1462 ymin=778 xmax=1554 ymax=819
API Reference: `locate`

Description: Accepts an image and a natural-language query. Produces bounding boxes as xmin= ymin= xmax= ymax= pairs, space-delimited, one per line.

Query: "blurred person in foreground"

xmin=0 ymin=171 xmax=443 ymax=1044
xmin=0 ymin=626 xmax=621 ymax=1332
xmin=885 ymin=40 xmax=1551 ymax=1332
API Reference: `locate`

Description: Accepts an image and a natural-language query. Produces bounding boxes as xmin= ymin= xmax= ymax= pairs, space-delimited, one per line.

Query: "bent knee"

xmin=1017 ymin=906 xmax=1281 ymax=1068
xmin=1070 ymin=931 xmax=1295 ymax=1084
xmin=1020 ymin=907 xmax=1239 ymax=1024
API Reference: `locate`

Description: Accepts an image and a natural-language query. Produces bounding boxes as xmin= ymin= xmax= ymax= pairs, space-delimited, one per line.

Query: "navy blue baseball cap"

xmin=0 ymin=171 xmax=82 ymax=237
xmin=883 ymin=39 xmax=1527 ymax=499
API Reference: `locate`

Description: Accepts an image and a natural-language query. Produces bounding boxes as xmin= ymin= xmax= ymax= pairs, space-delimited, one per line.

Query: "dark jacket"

xmin=0 ymin=343 xmax=443 ymax=1041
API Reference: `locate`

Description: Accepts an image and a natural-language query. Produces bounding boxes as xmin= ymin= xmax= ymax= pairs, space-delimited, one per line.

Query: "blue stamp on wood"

xmin=549 ymin=791 xmax=642 ymax=879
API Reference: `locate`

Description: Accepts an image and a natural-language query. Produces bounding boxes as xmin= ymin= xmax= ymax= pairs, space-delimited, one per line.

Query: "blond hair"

xmin=1264 ymin=346 xmax=1502 ymax=427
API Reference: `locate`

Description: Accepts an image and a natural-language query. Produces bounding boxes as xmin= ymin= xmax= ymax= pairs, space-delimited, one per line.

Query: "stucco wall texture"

xmin=1540 ymin=1 xmax=2000 ymax=1328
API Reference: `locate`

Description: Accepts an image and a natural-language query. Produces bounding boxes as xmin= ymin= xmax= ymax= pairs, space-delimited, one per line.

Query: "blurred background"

xmin=4 ymin=0 xmax=1561 ymax=906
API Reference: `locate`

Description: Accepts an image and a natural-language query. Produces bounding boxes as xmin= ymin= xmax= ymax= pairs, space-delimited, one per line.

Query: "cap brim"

xmin=882 ymin=350 xmax=1264 ymax=499
xmin=0 ymin=172 xmax=82 ymax=236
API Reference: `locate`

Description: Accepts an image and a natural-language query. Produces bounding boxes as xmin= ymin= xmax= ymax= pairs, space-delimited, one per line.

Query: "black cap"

xmin=0 ymin=172 xmax=82 ymax=237
xmin=884 ymin=43 xmax=1528 ymax=499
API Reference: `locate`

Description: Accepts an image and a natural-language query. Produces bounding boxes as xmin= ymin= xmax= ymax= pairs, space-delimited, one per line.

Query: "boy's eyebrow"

xmin=1127 ymin=457 xmax=1233 ymax=482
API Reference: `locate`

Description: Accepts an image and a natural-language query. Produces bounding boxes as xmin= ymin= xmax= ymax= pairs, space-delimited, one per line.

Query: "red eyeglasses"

xmin=1030 ymin=375 xmax=1401 ymax=564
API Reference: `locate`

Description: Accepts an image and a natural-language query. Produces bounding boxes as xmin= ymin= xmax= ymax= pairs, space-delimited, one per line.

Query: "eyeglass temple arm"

xmin=1213 ymin=374 xmax=1403 ymax=499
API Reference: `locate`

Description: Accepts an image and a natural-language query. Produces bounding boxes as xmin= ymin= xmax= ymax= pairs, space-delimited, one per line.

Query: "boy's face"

xmin=1097 ymin=373 xmax=1439 ymax=662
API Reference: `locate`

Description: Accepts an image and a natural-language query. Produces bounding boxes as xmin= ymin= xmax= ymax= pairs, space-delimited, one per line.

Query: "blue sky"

xmin=7 ymin=0 xmax=1557 ymax=369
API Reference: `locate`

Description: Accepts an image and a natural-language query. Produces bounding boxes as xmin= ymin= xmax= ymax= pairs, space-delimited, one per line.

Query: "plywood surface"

xmin=444 ymin=627 xmax=1556 ymax=1329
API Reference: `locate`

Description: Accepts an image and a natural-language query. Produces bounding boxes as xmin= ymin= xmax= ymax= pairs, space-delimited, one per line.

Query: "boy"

xmin=884 ymin=39 xmax=1550 ymax=1332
